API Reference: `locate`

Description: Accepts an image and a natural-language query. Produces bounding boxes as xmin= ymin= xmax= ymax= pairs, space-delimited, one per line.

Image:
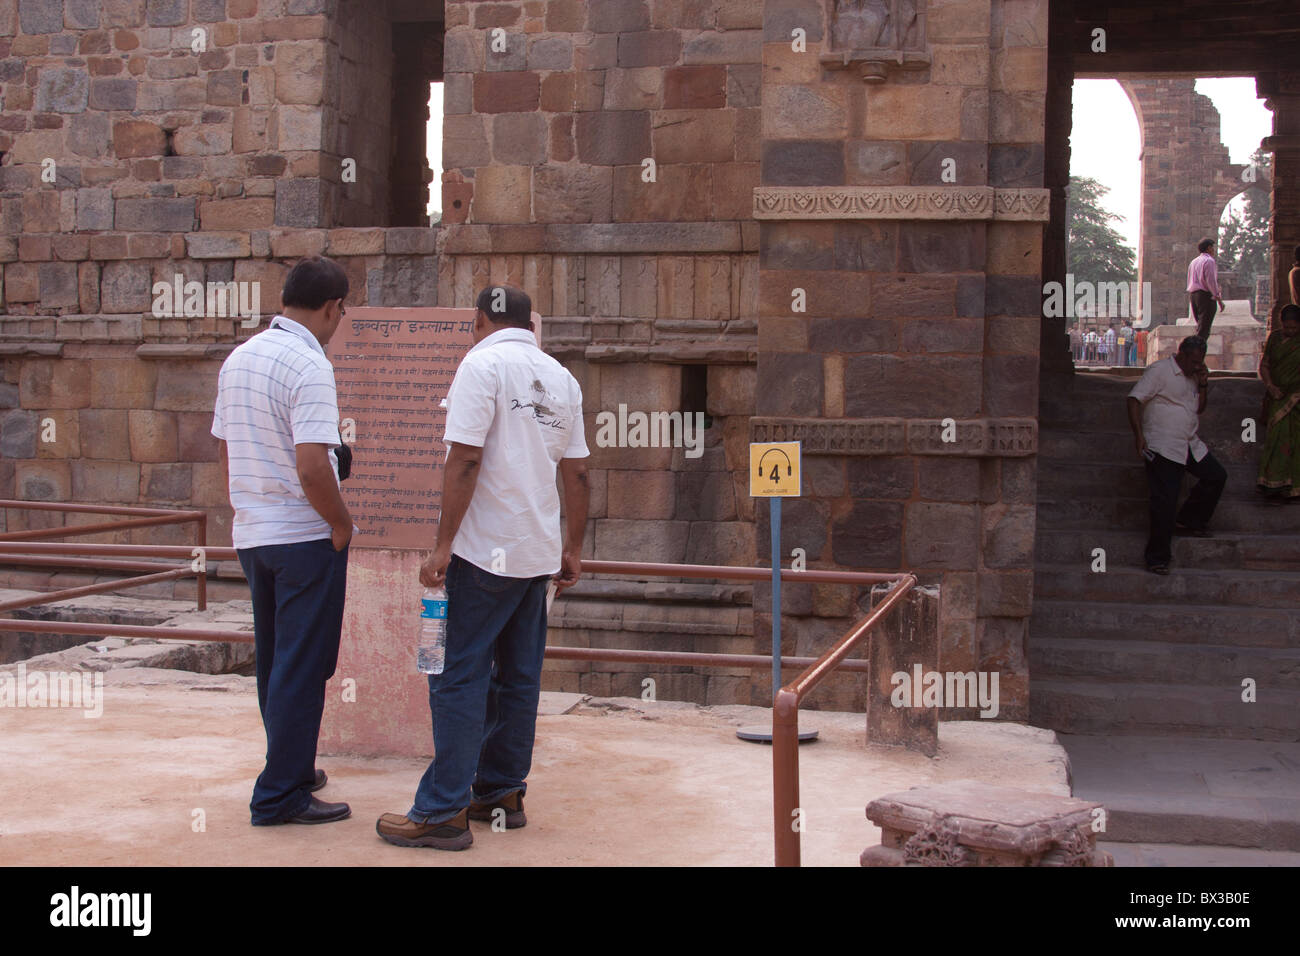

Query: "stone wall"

xmin=751 ymin=0 xmax=1050 ymax=720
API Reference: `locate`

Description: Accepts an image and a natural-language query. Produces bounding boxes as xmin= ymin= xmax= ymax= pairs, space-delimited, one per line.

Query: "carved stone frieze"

xmin=751 ymin=186 xmax=1052 ymax=221
xmin=749 ymin=417 xmax=1038 ymax=457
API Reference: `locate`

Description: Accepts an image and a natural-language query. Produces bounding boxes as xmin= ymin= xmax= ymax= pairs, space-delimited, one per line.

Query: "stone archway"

xmin=1117 ymin=77 xmax=1264 ymax=328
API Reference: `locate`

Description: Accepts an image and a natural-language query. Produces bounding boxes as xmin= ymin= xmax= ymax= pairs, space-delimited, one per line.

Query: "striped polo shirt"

xmin=211 ymin=315 xmax=341 ymax=549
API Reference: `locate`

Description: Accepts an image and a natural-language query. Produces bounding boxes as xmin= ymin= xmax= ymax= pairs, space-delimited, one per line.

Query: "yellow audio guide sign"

xmin=750 ymin=441 xmax=801 ymax=497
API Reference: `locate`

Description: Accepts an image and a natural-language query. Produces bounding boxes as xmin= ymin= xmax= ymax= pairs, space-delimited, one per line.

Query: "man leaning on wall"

xmin=212 ymin=256 xmax=356 ymax=827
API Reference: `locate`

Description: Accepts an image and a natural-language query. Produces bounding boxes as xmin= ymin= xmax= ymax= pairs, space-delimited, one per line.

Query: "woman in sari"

xmin=1257 ymin=304 xmax=1300 ymax=503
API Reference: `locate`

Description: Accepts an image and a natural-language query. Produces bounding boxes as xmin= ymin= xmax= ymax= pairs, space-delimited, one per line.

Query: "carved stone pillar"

xmin=1259 ymin=72 xmax=1300 ymax=326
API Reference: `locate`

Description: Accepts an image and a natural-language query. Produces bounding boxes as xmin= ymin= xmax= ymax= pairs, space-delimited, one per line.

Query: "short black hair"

xmin=475 ymin=284 xmax=532 ymax=328
xmin=282 ymin=256 xmax=349 ymax=310
xmin=1293 ymin=244 xmax=1300 ymax=263
xmin=1198 ymin=238 xmax=1215 ymax=254
xmin=1282 ymin=304 xmax=1300 ymax=325
xmin=1178 ymin=335 xmax=1208 ymax=356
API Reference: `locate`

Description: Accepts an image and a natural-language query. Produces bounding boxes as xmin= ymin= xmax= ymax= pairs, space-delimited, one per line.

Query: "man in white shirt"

xmin=1126 ymin=335 xmax=1227 ymax=574
xmin=378 ymin=285 xmax=590 ymax=851
xmin=211 ymin=256 xmax=354 ymax=826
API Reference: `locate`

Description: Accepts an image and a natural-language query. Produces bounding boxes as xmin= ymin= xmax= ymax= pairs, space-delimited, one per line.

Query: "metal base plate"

xmin=736 ymin=724 xmax=819 ymax=743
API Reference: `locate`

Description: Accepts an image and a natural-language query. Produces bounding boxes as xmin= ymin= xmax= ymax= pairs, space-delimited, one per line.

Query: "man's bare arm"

xmin=418 ymin=441 xmax=483 ymax=587
xmin=554 ymin=458 xmax=590 ymax=591
xmin=1126 ymin=396 xmax=1147 ymax=457
xmin=295 ymin=442 xmax=352 ymax=549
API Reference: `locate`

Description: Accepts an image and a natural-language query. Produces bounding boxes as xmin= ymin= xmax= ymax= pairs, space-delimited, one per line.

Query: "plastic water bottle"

xmin=417 ymin=587 xmax=448 ymax=674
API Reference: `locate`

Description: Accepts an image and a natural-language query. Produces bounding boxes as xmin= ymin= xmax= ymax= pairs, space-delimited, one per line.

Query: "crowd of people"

xmin=1070 ymin=322 xmax=1145 ymax=367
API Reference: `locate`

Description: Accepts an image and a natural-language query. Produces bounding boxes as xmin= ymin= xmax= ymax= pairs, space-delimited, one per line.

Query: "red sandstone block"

xmin=200 ymin=197 xmax=275 ymax=230
xmin=52 ymin=234 xmax=90 ymax=261
xmin=128 ymin=409 xmax=179 ymax=463
xmin=114 ymin=30 xmax=140 ymax=51
xmin=4 ymin=262 xmax=39 ymax=302
xmin=113 ymin=119 xmax=166 ymax=157
xmin=663 ymin=65 xmax=726 ymax=109
xmin=473 ymin=3 xmax=522 ymax=28
xmin=22 ymin=192 xmax=60 ymax=233
xmin=19 ymin=236 xmax=52 ymax=261
xmin=88 ymin=56 xmax=124 ymax=76
xmin=262 ymin=16 xmax=328 ymax=40
xmin=89 ymin=234 xmax=130 ymax=259
xmin=540 ymin=72 xmax=575 ymax=111
xmin=325 ymin=228 xmax=385 ymax=256
xmin=127 ymin=234 xmax=171 ymax=258
xmin=473 ymin=71 xmax=540 ymax=113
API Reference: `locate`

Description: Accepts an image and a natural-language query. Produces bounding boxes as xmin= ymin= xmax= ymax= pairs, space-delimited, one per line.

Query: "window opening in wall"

xmin=681 ymin=365 xmax=714 ymax=430
xmin=426 ymin=81 xmax=444 ymax=223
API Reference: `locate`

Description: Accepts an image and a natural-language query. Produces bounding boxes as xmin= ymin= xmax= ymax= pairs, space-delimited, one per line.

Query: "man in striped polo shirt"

xmin=212 ymin=257 xmax=355 ymax=827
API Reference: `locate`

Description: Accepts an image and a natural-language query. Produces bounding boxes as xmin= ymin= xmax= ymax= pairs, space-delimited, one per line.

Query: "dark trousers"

xmin=410 ymin=555 xmax=551 ymax=823
xmin=238 ymin=537 xmax=349 ymax=824
xmin=1144 ymin=450 xmax=1227 ymax=567
xmin=1189 ymin=290 xmax=1218 ymax=339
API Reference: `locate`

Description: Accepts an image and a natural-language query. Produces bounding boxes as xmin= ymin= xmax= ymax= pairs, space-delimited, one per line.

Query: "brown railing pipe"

xmin=0 ymin=568 xmax=193 ymax=613
xmin=196 ymin=513 xmax=208 ymax=612
xmin=0 ymin=501 xmax=204 ymax=518
xmin=0 ymin=514 xmax=204 ymax=541
xmin=0 ymin=542 xmax=237 ymax=562
xmin=582 ymin=559 xmax=902 ymax=586
xmin=545 ymin=645 xmax=870 ymax=673
xmin=0 ymin=555 xmax=184 ymax=573
xmin=772 ymin=574 xmax=917 ymax=867
xmin=0 ymin=618 xmax=252 ymax=643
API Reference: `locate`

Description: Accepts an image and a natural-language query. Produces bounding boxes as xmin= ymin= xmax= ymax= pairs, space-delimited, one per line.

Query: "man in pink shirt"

xmin=1187 ymin=237 xmax=1226 ymax=339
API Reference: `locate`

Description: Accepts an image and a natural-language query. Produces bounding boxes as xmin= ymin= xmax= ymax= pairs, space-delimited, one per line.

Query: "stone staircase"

xmin=1028 ymin=370 xmax=1300 ymax=850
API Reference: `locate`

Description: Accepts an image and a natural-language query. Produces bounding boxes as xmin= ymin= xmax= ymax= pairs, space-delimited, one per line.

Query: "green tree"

xmin=1066 ymin=176 xmax=1137 ymax=287
xmin=1217 ymin=148 xmax=1271 ymax=311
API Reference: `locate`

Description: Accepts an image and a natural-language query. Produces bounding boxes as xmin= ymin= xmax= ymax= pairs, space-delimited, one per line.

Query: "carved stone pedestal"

xmin=860 ymin=780 xmax=1114 ymax=866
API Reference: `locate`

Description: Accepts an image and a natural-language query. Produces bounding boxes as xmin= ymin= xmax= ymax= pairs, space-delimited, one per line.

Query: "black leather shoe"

xmin=309 ymin=769 xmax=327 ymax=792
xmin=284 ymin=796 xmax=351 ymax=825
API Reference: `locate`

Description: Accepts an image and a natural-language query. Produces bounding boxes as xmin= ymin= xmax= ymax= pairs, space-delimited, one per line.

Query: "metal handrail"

xmin=0 ymin=500 xmax=210 ymax=610
xmin=772 ymin=573 xmax=917 ymax=867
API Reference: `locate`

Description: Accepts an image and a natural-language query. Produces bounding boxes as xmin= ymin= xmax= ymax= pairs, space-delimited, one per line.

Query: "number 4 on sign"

xmin=749 ymin=442 xmax=801 ymax=498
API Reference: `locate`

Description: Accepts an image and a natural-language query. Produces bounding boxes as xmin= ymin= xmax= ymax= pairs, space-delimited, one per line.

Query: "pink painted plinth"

xmin=320 ymin=548 xmax=433 ymax=757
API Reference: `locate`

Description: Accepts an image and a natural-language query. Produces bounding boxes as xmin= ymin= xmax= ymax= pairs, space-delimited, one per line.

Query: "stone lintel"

xmin=750 ymin=417 xmax=1037 ymax=457
xmin=0 ymin=342 xmax=62 ymax=357
xmin=440 ymin=221 xmax=755 ymax=255
xmin=135 ymin=344 xmax=237 ymax=361
xmin=585 ymin=344 xmax=757 ymax=365
xmin=752 ymin=186 xmax=1051 ymax=222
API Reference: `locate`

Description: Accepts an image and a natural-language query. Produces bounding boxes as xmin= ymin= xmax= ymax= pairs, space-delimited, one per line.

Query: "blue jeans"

xmin=238 ymin=537 xmax=348 ymax=824
xmin=409 ymin=555 xmax=551 ymax=823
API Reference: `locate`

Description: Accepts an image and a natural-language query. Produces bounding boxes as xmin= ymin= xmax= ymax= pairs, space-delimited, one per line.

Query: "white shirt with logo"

xmin=1128 ymin=355 xmax=1208 ymax=464
xmin=443 ymin=327 xmax=589 ymax=578
xmin=211 ymin=315 xmax=341 ymax=549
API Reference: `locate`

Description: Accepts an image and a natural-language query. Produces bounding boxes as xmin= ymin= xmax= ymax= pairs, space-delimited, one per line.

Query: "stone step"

xmin=1037 ymin=495 xmax=1300 ymax=533
xmin=1039 ymin=431 xmax=1261 ymax=466
xmin=1029 ymin=679 xmax=1299 ymax=739
xmin=1029 ymin=637 xmax=1300 ymax=688
xmin=1029 ymin=598 xmax=1296 ymax=648
xmin=1037 ymin=460 xmax=1262 ymax=498
xmin=1035 ymin=529 xmax=1300 ymax=571
xmin=1060 ymin=734 xmax=1300 ymax=850
xmin=1034 ymin=565 xmax=1300 ymax=609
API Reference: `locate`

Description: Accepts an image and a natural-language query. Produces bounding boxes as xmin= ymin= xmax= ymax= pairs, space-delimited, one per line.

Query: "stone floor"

xmin=0 ymin=665 xmax=1071 ymax=867
xmin=1062 ymin=734 xmax=1300 ymax=853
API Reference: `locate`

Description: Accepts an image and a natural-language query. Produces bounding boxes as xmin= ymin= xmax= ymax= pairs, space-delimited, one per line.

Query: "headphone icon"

xmin=757 ymin=448 xmax=794 ymax=478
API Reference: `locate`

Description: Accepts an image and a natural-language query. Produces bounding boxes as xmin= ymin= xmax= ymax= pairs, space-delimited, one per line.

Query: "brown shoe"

xmin=468 ymin=791 xmax=526 ymax=829
xmin=375 ymin=808 xmax=473 ymax=850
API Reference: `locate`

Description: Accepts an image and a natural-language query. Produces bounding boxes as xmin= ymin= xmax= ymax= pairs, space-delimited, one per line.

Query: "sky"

xmin=426 ymin=82 xmax=444 ymax=220
xmin=1070 ymin=77 xmax=1274 ymax=253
